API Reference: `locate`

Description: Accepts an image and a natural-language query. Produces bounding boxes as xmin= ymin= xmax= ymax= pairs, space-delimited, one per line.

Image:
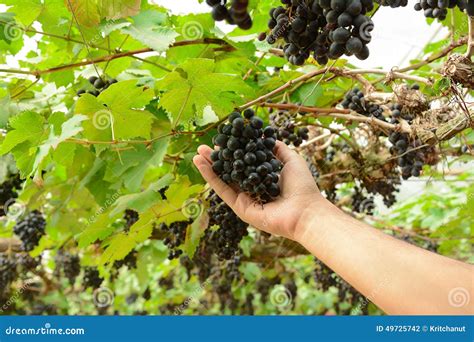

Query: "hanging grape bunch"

xmin=83 ymin=267 xmax=103 ymax=289
xmin=158 ymin=220 xmax=191 ymax=260
xmin=77 ymin=76 xmax=118 ymax=97
xmin=376 ymin=0 xmax=408 ymax=7
xmin=55 ymin=251 xmax=81 ymax=285
xmin=269 ymin=109 xmax=310 ymax=147
xmin=0 ymin=174 xmax=22 ymax=216
xmin=0 ymin=254 xmax=18 ymax=295
xmin=206 ymin=190 xmax=249 ymax=260
xmin=414 ymin=0 xmax=468 ymax=20
xmin=13 ymin=210 xmax=46 ymax=252
xmin=341 ymin=88 xmax=385 ymax=121
xmin=262 ymin=0 xmax=375 ymax=66
xmin=211 ymin=109 xmax=282 ymax=203
xmin=206 ymin=0 xmax=252 ymax=29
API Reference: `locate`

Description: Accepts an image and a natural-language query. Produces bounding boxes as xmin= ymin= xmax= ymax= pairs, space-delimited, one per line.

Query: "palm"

xmin=193 ymin=141 xmax=321 ymax=240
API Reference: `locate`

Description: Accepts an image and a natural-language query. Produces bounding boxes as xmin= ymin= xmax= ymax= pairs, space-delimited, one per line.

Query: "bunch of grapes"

xmin=0 ymin=174 xmax=22 ymax=216
xmin=206 ymin=191 xmax=249 ymax=260
xmin=0 ymin=254 xmax=17 ymax=295
xmin=83 ymin=267 xmax=103 ymax=289
xmin=376 ymin=0 xmax=408 ymax=7
xmin=17 ymin=253 xmax=41 ymax=272
xmin=364 ymin=175 xmax=400 ymax=207
xmin=55 ymin=251 xmax=81 ymax=285
xmin=211 ymin=109 xmax=281 ymax=203
xmin=351 ymin=187 xmax=375 ymax=215
xmin=13 ymin=210 xmax=46 ymax=251
xmin=123 ymin=209 xmax=139 ymax=232
xmin=414 ymin=0 xmax=468 ymax=20
xmin=314 ymin=258 xmax=366 ymax=314
xmin=113 ymin=250 xmax=137 ymax=269
xmin=206 ymin=0 xmax=252 ymax=29
xmin=159 ymin=220 xmax=191 ymax=260
xmin=77 ymin=76 xmax=118 ymax=97
xmin=269 ymin=109 xmax=309 ymax=147
xmin=341 ymin=88 xmax=385 ymax=121
xmin=263 ymin=0 xmax=375 ymax=66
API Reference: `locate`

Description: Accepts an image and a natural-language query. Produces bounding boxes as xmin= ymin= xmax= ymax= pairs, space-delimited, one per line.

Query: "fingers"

xmin=197 ymin=145 xmax=213 ymax=164
xmin=193 ymin=148 xmax=238 ymax=207
xmin=274 ymin=141 xmax=299 ymax=164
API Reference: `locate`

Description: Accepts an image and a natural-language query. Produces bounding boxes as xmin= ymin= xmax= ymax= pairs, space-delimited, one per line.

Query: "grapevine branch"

xmin=0 ymin=38 xmax=233 ymax=77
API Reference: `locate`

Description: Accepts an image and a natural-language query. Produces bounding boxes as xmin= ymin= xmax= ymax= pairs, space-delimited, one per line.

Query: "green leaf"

xmin=32 ymin=115 xmax=88 ymax=173
xmin=78 ymin=211 xmax=119 ymax=248
xmin=184 ymin=211 xmax=209 ymax=258
xmin=158 ymin=58 xmax=253 ymax=125
xmin=75 ymin=81 xmax=155 ymax=140
xmin=0 ymin=111 xmax=45 ymax=155
xmin=110 ymin=173 xmax=173 ymax=216
xmin=121 ymin=10 xmax=178 ymax=52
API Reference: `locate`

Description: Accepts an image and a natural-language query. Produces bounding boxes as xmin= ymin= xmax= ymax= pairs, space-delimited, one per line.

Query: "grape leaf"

xmin=65 ymin=0 xmax=101 ymax=27
xmin=158 ymin=58 xmax=253 ymax=125
xmin=99 ymin=0 xmax=141 ymax=20
xmin=184 ymin=211 xmax=209 ymax=258
xmin=110 ymin=173 xmax=173 ymax=215
xmin=120 ymin=10 xmax=178 ymax=52
xmin=0 ymin=111 xmax=45 ymax=155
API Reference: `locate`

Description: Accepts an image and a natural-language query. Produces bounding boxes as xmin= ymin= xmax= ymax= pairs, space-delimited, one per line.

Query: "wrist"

xmin=293 ymin=195 xmax=337 ymax=244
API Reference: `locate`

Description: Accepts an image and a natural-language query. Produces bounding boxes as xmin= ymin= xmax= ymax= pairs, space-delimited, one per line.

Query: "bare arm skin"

xmin=193 ymin=141 xmax=474 ymax=315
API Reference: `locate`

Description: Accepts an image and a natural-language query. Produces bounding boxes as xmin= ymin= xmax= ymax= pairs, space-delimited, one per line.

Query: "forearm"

xmin=296 ymin=199 xmax=474 ymax=315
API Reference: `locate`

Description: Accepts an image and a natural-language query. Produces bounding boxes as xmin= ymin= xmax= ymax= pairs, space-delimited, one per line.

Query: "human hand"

xmin=193 ymin=141 xmax=330 ymax=241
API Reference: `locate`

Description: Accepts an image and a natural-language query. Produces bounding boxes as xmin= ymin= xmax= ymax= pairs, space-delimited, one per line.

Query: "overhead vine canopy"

xmin=0 ymin=0 xmax=472 ymax=315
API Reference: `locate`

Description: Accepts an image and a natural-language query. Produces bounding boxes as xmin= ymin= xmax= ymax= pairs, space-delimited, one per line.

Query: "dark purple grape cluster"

xmin=206 ymin=0 xmax=252 ymax=29
xmin=313 ymin=258 xmax=365 ymax=314
xmin=341 ymin=88 xmax=385 ymax=121
xmin=13 ymin=210 xmax=46 ymax=251
xmin=364 ymin=175 xmax=400 ymax=207
xmin=206 ymin=191 xmax=248 ymax=260
xmin=55 ymin=250 xmax=81 ymax=285
xmin=159 ymin=221 xmax=191 ymax=260
xmin=123 ymin=209 xmax=139 ymax=231
xmin=0 ymin=174 xmax=22 ymax=216
xmin=83 ymin=267 xmax=103 ymax=289
xmin=388 ymin=132 xmax=426 ymax=179
xmin=0 ymin=254 xmax=17 ymax=295
xmin=211 ymin=109 xmax=281 ymax=203
xmin=264 ymin=0 xmax=375 ymax=66
xmin=77 ymin=76 xmax=117 ymax=97
xmin=17 ymin=253 xmax=41 ymax=271
xmin=269 ymin=110 xmax=309 ymax=147
xmin=414 ymin=0 xmax=467 ymax=20
xmin=387 ymin=103 xmax=427 ymax=180
xmin=351 ymin=187 xmax=375 ymax=215
xmin=113 ymin=250 xmax=137 ymax=269
xmin=376 ymin=0 xmax=408 ymax=7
